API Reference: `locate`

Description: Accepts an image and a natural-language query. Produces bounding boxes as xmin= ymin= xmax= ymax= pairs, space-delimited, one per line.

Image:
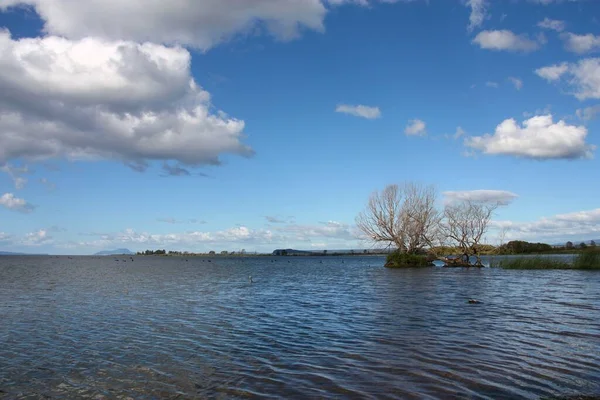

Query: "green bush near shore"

xmin=493 ymin=249 xmax=600 ymax=270
xmin=573 ymin=249 xmax=600 ymax=270
xmin=492 ymin=257 xmax=571 ymax=270
xmin=385 ymin=252 xmax=433 ymax=268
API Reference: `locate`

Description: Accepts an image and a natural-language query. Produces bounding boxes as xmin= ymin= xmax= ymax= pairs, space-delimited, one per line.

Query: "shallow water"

xmin=1 ymin=255 xmax=599 ymax=399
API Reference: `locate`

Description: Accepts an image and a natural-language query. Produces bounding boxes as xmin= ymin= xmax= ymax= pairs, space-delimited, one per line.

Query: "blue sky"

xmin=0 ymin=0 xmax=599 ymax=254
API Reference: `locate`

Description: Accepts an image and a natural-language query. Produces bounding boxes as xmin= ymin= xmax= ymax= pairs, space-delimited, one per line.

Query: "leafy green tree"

xmin=566 ymin=241 xmax=574 ymax=250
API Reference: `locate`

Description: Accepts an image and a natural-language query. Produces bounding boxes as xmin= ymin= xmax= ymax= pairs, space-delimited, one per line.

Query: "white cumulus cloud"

xmin=1 ymin=0 xmax=419 ymax=51
xmin=535 ymin=58 xmax=600 ymax=100
xmin=0 ymin=30 xmax=253 ymax=171
xmin=0 ymin=192 xmax=34 ymax=213
xmin=561 ymin=33 xmax=600 ymax=54
xmin=472 ymin=30 xmax=541 ymax=52
xmin=443 ymin=190 xmax=518 ymax=206
xmin=465 ymin=114 xmax=595 ymax=160
xmin=405 ymin=119 xmax=426 ymax=136
xmin=335 ymin=104 xmax=381 ymax=119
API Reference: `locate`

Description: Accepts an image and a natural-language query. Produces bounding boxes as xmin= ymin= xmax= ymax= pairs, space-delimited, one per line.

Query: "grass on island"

xmin=573 ymin=249 xmax=600 ymax=270
xmin=493 ymin=249 xmax=600 ymax=270
xmin=385 ymin=252 xmax=433 ymax=268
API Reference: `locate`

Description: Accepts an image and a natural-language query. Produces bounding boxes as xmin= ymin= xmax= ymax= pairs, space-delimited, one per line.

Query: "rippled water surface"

xmin=1 ymin=255 xmax=599 ymax=399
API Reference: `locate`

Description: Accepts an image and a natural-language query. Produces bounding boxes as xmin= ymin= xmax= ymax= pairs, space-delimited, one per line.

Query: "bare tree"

xmin=356 ymin=182 xmax=441 ymax=254
xmin=441 ymin=200 xmax=497 ymax=266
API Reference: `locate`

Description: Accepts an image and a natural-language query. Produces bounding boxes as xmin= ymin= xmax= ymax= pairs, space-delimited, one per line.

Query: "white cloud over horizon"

xmin=335 ymin=104 xmax=382 ymax=119
xmin=3 ymin=206 xmax=599 ymax=252
xmin=472 ymin=30 xmax=541 ymax=52
xmin=443 ymin=190 xmax=518 ymax=206
xmin=465 ymin=114 xmax=595 ymax=160
xmin=0 ymin=30 xmax=253 ymax=172
xmin=54 ymin=220 xmax=359 ymax=252
xmin=492 ymin=208 xmax=600 ymax=243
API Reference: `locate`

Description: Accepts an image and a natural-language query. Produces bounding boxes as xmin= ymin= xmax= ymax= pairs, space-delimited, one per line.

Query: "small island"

xmin=356 ymin=182 xmax=600 ymax=270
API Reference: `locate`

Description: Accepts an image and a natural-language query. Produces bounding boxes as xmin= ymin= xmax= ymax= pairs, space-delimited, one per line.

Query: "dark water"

xmin=1 ymin=256 xmax=599 ymax=399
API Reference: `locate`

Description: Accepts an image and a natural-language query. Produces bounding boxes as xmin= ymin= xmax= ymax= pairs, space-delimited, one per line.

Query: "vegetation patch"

xmin=573 ymin=249 xmax=600 ymax=270
xmin=493 ymin=250 xmax=600 ymax=270
xmin=492 ymin=257 xmax=572 ymax=270
xmin=385 ymin=252 xmax=433 ymax=268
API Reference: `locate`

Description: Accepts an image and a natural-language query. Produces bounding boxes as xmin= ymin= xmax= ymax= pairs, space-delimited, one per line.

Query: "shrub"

xmin=573 ymin=249 xmax=600 ymax=270
xmin=492 ymin=257 xmax=571 ymax=270
xmin=385 ymin=251 xmax=433 ymax=268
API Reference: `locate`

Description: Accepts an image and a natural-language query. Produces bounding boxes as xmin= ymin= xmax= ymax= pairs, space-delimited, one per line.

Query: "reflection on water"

xmin=1 ymin=255 xmax=599 ymax=399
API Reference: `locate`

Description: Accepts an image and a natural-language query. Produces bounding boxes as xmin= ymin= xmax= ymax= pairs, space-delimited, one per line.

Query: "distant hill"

xmin=94 ymin=248 xmax=134 ymax=256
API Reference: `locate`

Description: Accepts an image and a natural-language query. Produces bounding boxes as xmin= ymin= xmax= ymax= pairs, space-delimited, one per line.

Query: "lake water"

xmin=1 ymin=255 xmax=599 ymax=399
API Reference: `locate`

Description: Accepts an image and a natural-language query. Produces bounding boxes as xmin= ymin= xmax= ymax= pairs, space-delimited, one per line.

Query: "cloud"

xmin=157 ymin=217 xmax=206 ymax=224
xmin=535 ymin=58 xmax=600 ymax=100
xmin=523 ymin=105 xmax=552 ymax=118
xmin=22 ymin=229 xmax=52 ymax=246
xmin=454 ymin=127 xmax=466 ymax=139
xmin=39 ymin=177 xmax=56 ymax=190
xmin=576 ymin=105 xmax=600 ymax=121
xmin=405 ymin=119 xmax=426 ymax=136
xmin=0 ymin=232 xmax=12 ymax=244
xmin=274 ymin=221 xmax=357 ymax=242
xmin=465 ymin=0 xmax=488 ymax=32
xmin=1 ymin=163 xmax=30 ymax=189
xmin=161 ymin=163 xmax=191 ymax=177
xmin=485 ymin=81 xmax=499 ymax=88
xmin=492 ymin=208 xmax=600 ymax=243
xmin=47 ymin=225 xmax=67 ymax=232
xmin=561 ymin=33 xmax=600 ymax=54
xmin=0 ymin=192 xmax=34 ymax=213
xmin=443 ymin=190 xmax=518 ymax=206
xmin=0 ymin=30 xmax=253 ymax=172
xmin=465 ymin=114 xmax=595 ymax=160
xmin=1 ymin=0 xmax=418 ymax=51
xmin=1 ymin=0 xmax=326 ymax=51
xmin=472 ymin=30 xmax=541 ymax=52
xmin=265 ymin=216 xmax=289 ymax=224
xmin=537 ymin=18 xmax=565 ymax=32
xmin=335 ymin=104 xmax=381 ymax=119
xmin=71 ymin=220 xmax=358 ymax=251
xmin=508 ymin=77 xmax=523 ymax=90
xmin=529 ymin=0 xmax=589 ymax=4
